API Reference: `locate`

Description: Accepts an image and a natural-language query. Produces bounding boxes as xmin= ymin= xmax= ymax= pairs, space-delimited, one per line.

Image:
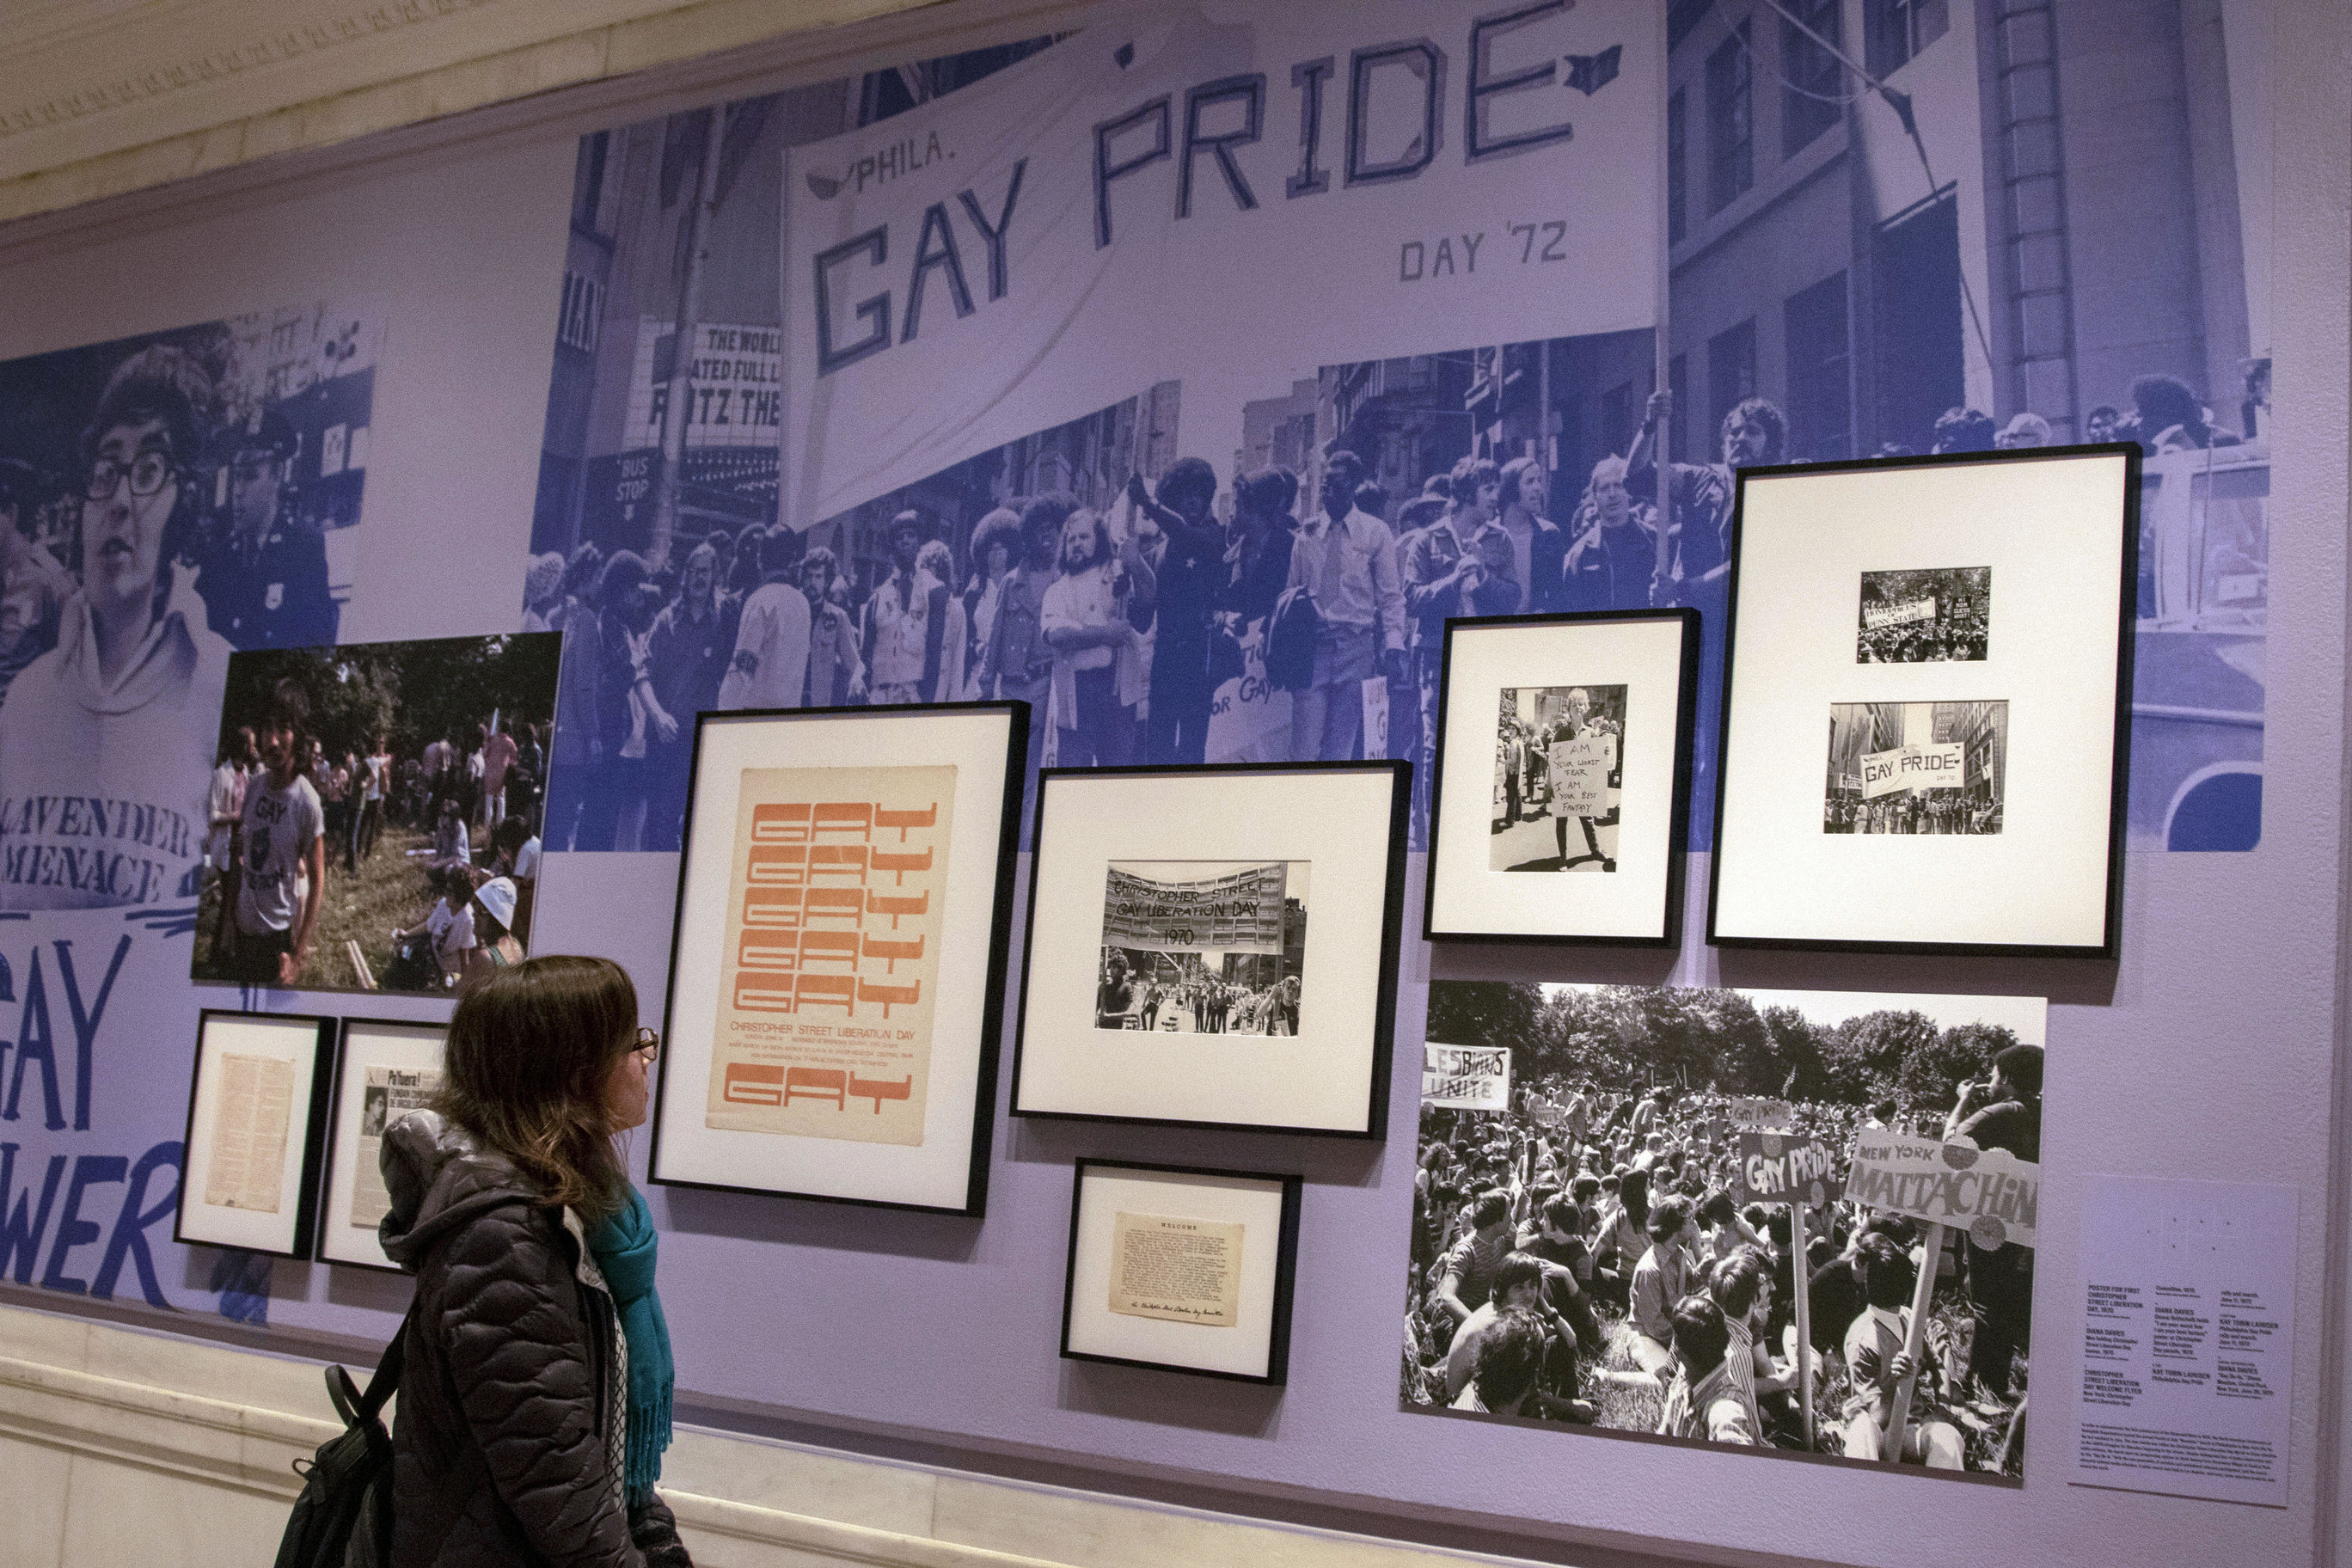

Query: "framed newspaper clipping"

xmin=1060 ymin=1159 xmax=1302 ymax=1385
xmin=648 ymin=702 xmax=1028 ymax=1215
xmin=315 ymin=1017 xmax=449 ymax=1271
xmin=174 ymin=1009 xmax=336 ymax=1260
xmin=1010 ymin=761 xmax=1408 ymax=1136
xmin=1709 ymin=444 xmax=2139 ymax=957
xmin=1425 ymin=609 xmax=1700 ymax=946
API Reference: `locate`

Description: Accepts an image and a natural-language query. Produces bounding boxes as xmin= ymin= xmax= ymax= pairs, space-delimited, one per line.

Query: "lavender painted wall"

xmin=0 ymin=0 xmax=2341 ymax=1565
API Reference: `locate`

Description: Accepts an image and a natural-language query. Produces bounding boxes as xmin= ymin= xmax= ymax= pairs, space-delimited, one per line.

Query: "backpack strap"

xmin=328 ymin=1298 xmax=417 ymax=1428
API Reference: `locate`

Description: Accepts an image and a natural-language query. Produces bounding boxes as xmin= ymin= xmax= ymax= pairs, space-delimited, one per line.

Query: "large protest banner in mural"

xmin=530 ymin=2 xmax=2269 ymax=855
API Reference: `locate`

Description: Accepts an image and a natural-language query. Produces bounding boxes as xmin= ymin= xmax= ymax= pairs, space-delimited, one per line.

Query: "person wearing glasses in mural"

xmin=0 ymin=346 xmax=234 ymax=910
xmin=193 ymin=406 xmax=339 ymax=652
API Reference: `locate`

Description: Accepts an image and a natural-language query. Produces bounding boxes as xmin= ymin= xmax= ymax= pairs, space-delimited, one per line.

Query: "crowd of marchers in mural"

xmin=524 ymin=365 xmax=2251 ymax=855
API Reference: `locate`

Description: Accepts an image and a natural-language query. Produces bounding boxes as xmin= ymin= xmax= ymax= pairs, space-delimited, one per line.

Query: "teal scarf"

xmin=585 ymin=1185 xmax=673 ymax=1504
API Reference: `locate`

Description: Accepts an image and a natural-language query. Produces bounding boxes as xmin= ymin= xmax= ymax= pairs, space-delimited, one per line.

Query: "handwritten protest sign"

xmin=1730 ymin=1096 xmax=1795 ymax=1130
xmin=1846 ymin=1129 xmax=2040 ymax=1250
xmin=1733 ymin=1131 xmax=1844 ymax=1207
xmin=1422 ymin=1043 xmax=1510 ymax=1112
xmin=1863 ymin=597 xmax=1937 ymax=630
xmin=1547 ymin=732 xmax=1615 ymax=817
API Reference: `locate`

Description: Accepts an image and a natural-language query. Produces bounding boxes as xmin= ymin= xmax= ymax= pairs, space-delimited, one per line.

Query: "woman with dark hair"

xmin=961 ymin=506 xmax=1024 ymax=698
xmin=380 ymin=955 xmax=689 ymax=1567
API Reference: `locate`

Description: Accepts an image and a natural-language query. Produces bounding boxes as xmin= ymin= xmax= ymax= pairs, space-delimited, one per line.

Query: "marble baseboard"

xmin=0 ymin=1303 xmax=1556 ymax=1568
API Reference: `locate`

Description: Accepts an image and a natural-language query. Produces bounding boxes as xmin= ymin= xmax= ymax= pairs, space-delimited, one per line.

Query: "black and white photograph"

xmin=1014 ymin=763 xmax=1406 ymax=1135
xmin=1493 ymin=686 xmax=1626 ymax=873
xmin=1712 ymin=449 xmax=2135 ymax=956
xmin=1856 ymin=568 xmax=1990 ymax=664
xmin=1402 ymin=980 xmax=2046 ymax=1485
xmin=189 ymin=633 xmax=560 ymax=996
xmin=0 ymin=303 xmax=380 ymax=914
xmin=1096 ymin=861 xmax=1307 ymax=1037
xmin=1822 ymin=701 xmax=2008 ymax=836
xmin=1426 ymin=611 xmax=1696 ymax=946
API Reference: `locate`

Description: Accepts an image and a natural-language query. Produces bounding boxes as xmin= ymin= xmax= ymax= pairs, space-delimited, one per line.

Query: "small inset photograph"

xmin=1096 ymin=861 xmax=1308 ymax=1036
xmin=1856 ymin=568 xmax=1990 ymax=664
xmin=1824 ymin=701 xmax=2007 ymax=836
xmin=1492 ymin=685 xmax=1626 ymax=873
xmin=191 ymin=633 xmax=560 ymax=995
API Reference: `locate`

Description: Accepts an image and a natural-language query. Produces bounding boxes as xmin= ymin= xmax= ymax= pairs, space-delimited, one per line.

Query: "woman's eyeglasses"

xmin=634 ymin=1027 xmax=660 ymax=1064
xmin=84 ymin=451 xmax=174 ymax=500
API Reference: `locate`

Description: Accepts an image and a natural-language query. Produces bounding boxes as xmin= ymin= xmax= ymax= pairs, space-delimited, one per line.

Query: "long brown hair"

xmin=438 ymin=953 xmax=636 ymax=1218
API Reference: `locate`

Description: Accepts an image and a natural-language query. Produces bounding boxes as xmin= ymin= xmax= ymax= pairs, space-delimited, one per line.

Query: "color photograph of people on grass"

xmin=190 ymin=633 xmax=558 ymax=995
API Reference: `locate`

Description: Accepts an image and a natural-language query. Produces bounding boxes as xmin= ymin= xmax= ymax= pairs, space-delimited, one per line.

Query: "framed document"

xmin=1709 ymin=445 xmax=2138 ymax=957
xmin=1425 ymin=609 xmax=1699 ymax=945
xmin=648 ymin=702 xmax=1028 ymax=1215
xmin=1060 ymin=1159 xmax=1302 ymax=1384
xmin=175 ymin=1010 xmax=336 ymax=1259
xmin=1010 ymin=761 xmax=1408 ymax=1136
xmin=315 ymin=1017 xmax=448 ymax=1271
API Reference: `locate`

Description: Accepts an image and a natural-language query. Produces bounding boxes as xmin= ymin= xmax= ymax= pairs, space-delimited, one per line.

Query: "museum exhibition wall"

xmin=0 ymin=0 xmax=2347 ymax=1565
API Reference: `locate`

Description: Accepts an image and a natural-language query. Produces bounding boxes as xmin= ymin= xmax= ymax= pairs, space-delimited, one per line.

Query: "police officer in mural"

xmin=194 ymin=407 xmax=339 ymax=650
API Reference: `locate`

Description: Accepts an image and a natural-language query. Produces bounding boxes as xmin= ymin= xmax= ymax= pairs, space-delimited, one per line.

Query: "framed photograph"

xmin=1401 ymin=979 xmax=2047 ymax=1484
xmin=647 ymin=702 xmax=1028 ymax=1215
xmin=1009 ymin=762 xmax=1408 ymax=1136
xmin=1060 ymin=1159 xmax=1302 ymax=1385
xmin=190 ymin=632 xmax=562 ymax=997
xmin=174 ymin=1010 xmax=337 ymax=1259
xmin=1709 ymin=446 xmax=2138 ymax=957
xmin=1425 ymin=610 xmax=1700 ymax=945
xmin=315 ymin=1017 xmax=449 ymax=1271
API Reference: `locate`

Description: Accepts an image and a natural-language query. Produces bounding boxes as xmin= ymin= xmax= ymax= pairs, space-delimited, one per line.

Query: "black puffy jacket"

xmin=378 ymin=1112 xmax=688 ymax=1567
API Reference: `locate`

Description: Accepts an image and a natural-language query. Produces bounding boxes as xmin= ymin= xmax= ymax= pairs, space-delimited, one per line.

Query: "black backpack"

xmin=275 ymin=1307 xmax=410 ymax=1568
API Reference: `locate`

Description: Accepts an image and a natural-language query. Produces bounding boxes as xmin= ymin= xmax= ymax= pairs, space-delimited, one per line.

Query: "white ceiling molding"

xmin=0 ymin=0 xmax=943 ymax=223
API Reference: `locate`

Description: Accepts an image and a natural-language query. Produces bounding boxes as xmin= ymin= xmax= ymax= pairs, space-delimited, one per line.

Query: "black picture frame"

xmin=1058 ymin=1157 xmax=1303 ymax=1386
xmin=1706 ymin=443 xmax=2140 ymax=959
xmin=646 ymin=701 xmax=1029 ymax=1216
xmin=314 ymin=1014 xmax=450 ymax=1273
xmin=1424 ymin=609 xmax=1701 ymax=946
xmin=174 ymin=1008 xmax=338 ymax=1261
xmin=1008 ymin=759 xmax=1410 ymax=1138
